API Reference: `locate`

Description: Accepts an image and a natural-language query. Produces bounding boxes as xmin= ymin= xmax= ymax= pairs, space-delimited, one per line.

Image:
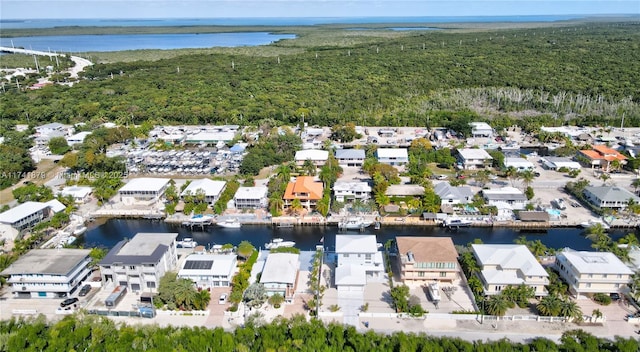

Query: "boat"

xmin=265 ymin=238 xmax=296 ymax=249
xmin=338 ymin=217 xmax=373 ymax=230
xmin=277 ymin=222 xmax=294 ymax=228
xmin=177 ymin=238 xmax=198 ymax=248
xmin=443 ymin=218 xmax=472 ymax=228
xmin=499 ymin=142 xmax=521 ymax=151
xmin=72 ymin=225 xmax=87 ymax=236
xmin=580 ymin=218 xmax=610 ymax=230
xmin=217 ymin=218 xmax=242 ymax=228
xmin=374 ymin=221 xmax=381 ymax=230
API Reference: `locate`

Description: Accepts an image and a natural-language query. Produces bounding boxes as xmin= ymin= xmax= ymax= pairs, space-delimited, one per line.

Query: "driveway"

xmin=338 ymin=290 xmax=363 ymax=327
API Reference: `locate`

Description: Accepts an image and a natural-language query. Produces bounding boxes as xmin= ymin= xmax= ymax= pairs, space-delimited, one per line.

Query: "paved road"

xmin=0 ymin=46 xmax=92 ymax=78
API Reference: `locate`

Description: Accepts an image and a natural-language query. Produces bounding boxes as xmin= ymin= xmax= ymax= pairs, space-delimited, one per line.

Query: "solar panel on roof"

xmin=183 ymin=260 xmax=214 ymax=270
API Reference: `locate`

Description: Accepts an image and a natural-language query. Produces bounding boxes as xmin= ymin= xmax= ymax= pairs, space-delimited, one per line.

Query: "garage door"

xmin=338 ymin=285 xmax=363 ymax=292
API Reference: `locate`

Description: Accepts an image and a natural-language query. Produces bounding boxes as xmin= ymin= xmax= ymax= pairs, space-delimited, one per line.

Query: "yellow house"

xmin=396 ymin=237 xmax=460 ymax=284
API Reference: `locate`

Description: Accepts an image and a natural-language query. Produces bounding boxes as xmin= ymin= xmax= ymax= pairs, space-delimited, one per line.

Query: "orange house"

xmin=283 ymin=176 xmax=323 ymax=211
xmin=578 ymin=145 xmax=627 ymax=172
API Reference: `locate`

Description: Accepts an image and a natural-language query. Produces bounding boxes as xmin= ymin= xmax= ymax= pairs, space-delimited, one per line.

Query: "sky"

xmin=1 ymin=0 xmax=638 ymax=20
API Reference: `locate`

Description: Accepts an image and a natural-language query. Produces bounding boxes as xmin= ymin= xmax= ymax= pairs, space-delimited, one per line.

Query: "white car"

xmin=436 ymin=175 xmax=448 ymax=180
xmin=218 ymin=294 xmax=227 ymax=305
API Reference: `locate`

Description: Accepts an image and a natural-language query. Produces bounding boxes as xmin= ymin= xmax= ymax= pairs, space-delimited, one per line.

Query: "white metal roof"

xmin=178 ymin=254 xmax=236 ymax=277
xmin=60 ymin=186 xmax=92 ymax=198
xmin=260 ymin=253 xmax=299 ymax=285
xmin=44 ymin=199 xmax=66 ymax=213
xmin=336 ymin=235 xmax=378 ymax=254
xmin=335 ymin=264 xmax=367 ymax=286
xmin=558 ymin=249 xmax=634 ymax=275
xmin=458 ymin=148 xmax=493 ymax=160
xmin=234 ymin=186 xmax=268 ymax=200
xmin=295 ymin=149 xmax=329 ymax=161
xmin=181 ymin=179 xmax=226 ymax=197
xmin=472 ymin=244 xmax=548 ymax=278
xmin=0 ymin=202 xmax=50 ymax=224
xmin=504 ymin=157 xmax=534 ymax=168
xmin=119 ymin=178 xmax=170 ymax=193
xmin=333 ymin=181 xmax=372 ymax=193
xmin=0 ymin=248 xmax=91 ymax=275
xmin=376 ymin=148 xmax=408 ymax=159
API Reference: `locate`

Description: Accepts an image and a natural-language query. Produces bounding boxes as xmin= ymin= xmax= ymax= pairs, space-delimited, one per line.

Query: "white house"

xmin=555 ymin=249 xmax=634 ymax=297
xmin=233 ymin=186 xmax=269 ymax=209
xmin=457 ymin=148 xmax=493 ymax=170
xmin=335 ymin=149 xmax=366 ymax=167
xmin=472 ymin=244 xmax=549 ymax=297
xmin=98 ymin=233 xmax=178 ymax=293
xmin=335 ymin=235 xmax=384 ymax=291
xmin=541 ymin=157 xmax=582 ymax=171
xmin=178 ymin=254 xmax=237 ymax=288
xmin=260 ymin=253 xmax=300 ymax=302
xmin=333 ymin=181 xmax=372 ymax=202
xmin=59 ymin=186 xmax=93 ymax=204
xmin=376 ymin=148 xmax=409 ymax=165
xmin=434 ymin=182 xmax=474 ymax=205
xmin=504 ymin=157 xmax=534 ymax=171
xmin=0 ymin=201 xmax=53 ymax=230
xmin=118 ymin=177 xmax=171 ymax=205
xmin=1 ymin=248 xmax=92 ymax=298
xmin=181 ymin=179 xmax=227 ymax=205
xmin=469 ymin=122 xmax=494 ymax=138
xmin=583 ymin=186 xmax=640 ymax=210
xmin=65 ymin=131 xmax=92 ymax=146
xmin=482 ymin=187 xmax=527 ymax=210
xmin=295 ymin=149 xmax=329 ymax=166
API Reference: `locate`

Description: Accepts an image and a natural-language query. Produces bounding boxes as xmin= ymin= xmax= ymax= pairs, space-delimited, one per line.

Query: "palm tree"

xmin=315 ymin=199 xmax=329 ymax=217
xmin=485 ymin=294 xmax=510 ymax=316
xmin=174 ymin=279 xmax=198 ymax=310
xmin=591 ymin=309 xmax=603 ymax=323
xmin=618 ymin=233 xmax=639 ymax=246
xmin=301 ymin=159 xmax=317 ymax=176
xmin=268 ymin=293 xmax=284 ymax=308
xmin=609 ymin=159 xmax=621 ymax=173
xmin=290 ymin=198 xmax=303 ymax=215
xmin=585 ymin=223 xmax=612 ymax=251
xmin=518 ymin=169 xmax=535 ymax=190
xmin=237 ymin=240 xmax=255 ymax=259
xmin=269 ymin=197 xmax=284 ymax=216
xmin=537 ymin=294 xmax=562 ymax=316
xmin=407 ymin=198 xmax=422 ymax=213
xmin=632 ymin=178 xmax=640 ymax=195
xmin=559 ymin=299 xmax=582 ymax=321
xmin=374 ymin=193 xmax=390 ymax=208
xmin=505 ymin=166 xmax=519 ymax=187
xmin=195 ymin=289 xmax=211 ymax=310
xmin=599 ymin=172 xmax=611 ymax=185
xmin=631 ymin=271 xmax=640 ymax=301
xmin=275 ymin=163 xmax=292 ymax=182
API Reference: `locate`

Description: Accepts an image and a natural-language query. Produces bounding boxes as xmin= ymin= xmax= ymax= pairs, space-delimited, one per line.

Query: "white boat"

xmin=265 ymin=238 xmax=296 ymax=249
xmin=500 ymin=142 xmax=521 ymax=151
xmin=580 ymin=218 xmax=610 ymax=230
xmin=338 ymin=217 xmax=372 ymax=230
xmin=177 ymin=238 xmax=198 ymax=248
xmin=443 ymin=218 xmax=472 ymax=228
xmin=73 ymin=225 xmax=87 ymax=236
xmin=217 ymin=218 xmax=242 ymax=228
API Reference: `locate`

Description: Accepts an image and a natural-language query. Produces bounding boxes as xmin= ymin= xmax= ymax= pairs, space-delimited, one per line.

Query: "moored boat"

xmin=580 ymin=218 xmax=610 ymax=230
xmin=177 ymin=238 xmax=198 ymax=248
xmin=443 ymin=218 xmax=472 ymax=228
xmin=218 ymin=218 xmax=242 ymax=228
xmin=338 ymin=217 xmax=373 ymax=230
xmin=265 ymin=238 xmax=296 ymax=249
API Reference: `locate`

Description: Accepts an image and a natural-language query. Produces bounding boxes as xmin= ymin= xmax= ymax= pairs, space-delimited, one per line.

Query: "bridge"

xmin=0 ymin=46 xmax=93 ymax=78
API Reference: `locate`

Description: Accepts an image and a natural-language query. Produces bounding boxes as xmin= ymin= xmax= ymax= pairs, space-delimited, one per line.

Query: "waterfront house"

xmin=554 ymin=249 xmax=633 ymax=297
xmin=177 ymin=254 xmax=237 ymax=289
xmin=482 ymin=187 xmax=527 ymax=210
xmin=396 ymin=237 xmax=459 ymax=285
xmin=283 ymin=176 xmax=323 ymax=211
xmin=1 ymin=248 xmax=92 ymax=298
xmin=0 ymin=201 xmax=55 ymax=231
xmin=295 ymin=149 xmax=329 ymax=167
xmin=472 ymin=244 xmax=549 ymax=297
xmin=376 ymin=148 xmax=409 ymax=166
xmin=335 ymin=235 xmax=384 ymax=292
xmin=333 ymin=181 xmax=372 ymax=203
xmin=469 ymin=122 xmax=494 ymax=138
xmin=583 ymin=186 xmax=640 ymax=210
xmin=457 ymin=148 xmax=493 ymax=170
xmin=540 ymin=157 xmax=582 ymax=171
xmin=578 ymin=145 xmax=627 ymax=172
xmin=233 ymin=186 xmax=269 ymax=209
xmin=98 ymin=233 xmax=178 ymax=293
xmin=335 ymin=149 xmax=366 ymax=167
xmin=65 ymin=131 xmax=92 ymax=146
xmin=118 ymin=177 xmax=170 ymax=205
xmin=504 ymin=157 xmax=534 ymax=171
xmin=259 ymin=253 xmax=299 ymax=303
xmin=59 ymin=186 xmax=93 ymax=204
xmin=181 ymin=179 xmax=227 ymax=205
xmin=434 ymin=182 xmax=474 ymax=205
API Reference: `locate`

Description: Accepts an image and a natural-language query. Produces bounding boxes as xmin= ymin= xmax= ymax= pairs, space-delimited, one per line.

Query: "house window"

xmin=146 ymin=281 xmax=156 ymax=288
xmin=603 ymin=274 xmax=607 ymax=279
xmin=614 ymin=283 xmax=620 ymax=288
xmin=586 ymin=283 xmax=591 ymax=288
xmin=365 ymin=254 xmax=372 ymax=260
xmin=440 ymin=272 xmax=446 ymax=277
xmin=343 ymin=254 xmax=349 ymax=258
xmin=418 ymin=272 xmax=425 ymax=277
xmin=588 ymin=274 xmax=593 ymax=278
xmin=129 ymin=266 xmax=136 ymax=270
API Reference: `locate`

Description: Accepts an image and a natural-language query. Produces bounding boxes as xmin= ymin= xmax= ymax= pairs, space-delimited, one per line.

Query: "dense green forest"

xmin=1 ymin=22 xmax=638 ymax=129
xmin=2 ymin=315 xmax=638 ymax=352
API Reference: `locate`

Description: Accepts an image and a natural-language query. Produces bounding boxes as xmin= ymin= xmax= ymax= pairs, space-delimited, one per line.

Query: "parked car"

xmin=60 ymin=297 xmax=79 ymax=308
xmin=78 ymin=284 xmax=92 ymax=297
xmin=610 ymin=293 xmax=621 ymax=301
xmin=218 ymin=294 xmax=227 ymax=305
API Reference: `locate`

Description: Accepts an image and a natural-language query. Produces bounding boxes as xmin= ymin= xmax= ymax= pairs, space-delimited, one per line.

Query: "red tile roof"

xmin=283 ymin=176 xmax=323 ymax=201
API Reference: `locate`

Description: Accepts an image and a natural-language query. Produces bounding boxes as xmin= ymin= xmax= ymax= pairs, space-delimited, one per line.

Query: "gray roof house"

xmin=99 ymin=233 xmax=178 ymax=293
xmin=583 ymin=186 xmax=640 ymax=209
xmin=335 ymin=149 xmax=366 ymax=166
xmin=434 ymin=182 xmax=474 ymax=205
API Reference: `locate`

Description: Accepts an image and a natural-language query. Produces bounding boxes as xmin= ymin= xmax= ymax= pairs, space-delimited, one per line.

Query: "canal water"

xmin=83 ymin=219 xmax=635 ymax=252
